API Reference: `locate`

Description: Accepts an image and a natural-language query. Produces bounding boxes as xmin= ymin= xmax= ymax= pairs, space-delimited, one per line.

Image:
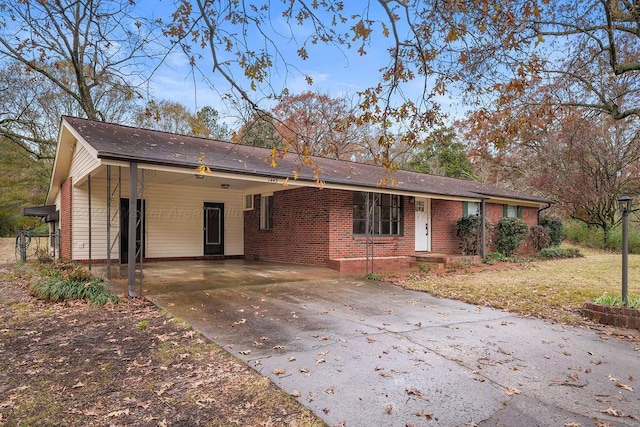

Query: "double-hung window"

xmin=353 ymin=192 xmax=402 ymax=235
xmin=463 ymin=201 xmax=481 ymax=217
xmin=504 ymin=205 xmax=523 ymax=218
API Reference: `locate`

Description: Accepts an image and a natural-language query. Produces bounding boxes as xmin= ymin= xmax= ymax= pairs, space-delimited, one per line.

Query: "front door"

xmin=204 ymin=202 xmax=224 ymax=255
xmin=120 ymin=198 xmax=145 ymax=262
xmin=414 ymin=197 xmax=431 ymax=252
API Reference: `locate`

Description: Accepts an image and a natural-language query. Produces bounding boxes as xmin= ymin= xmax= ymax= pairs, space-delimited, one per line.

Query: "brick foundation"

xmin=328 ymin=256 xmax=414 ymax=273
xmin=582 ymin=302 xmax=640 ymax=330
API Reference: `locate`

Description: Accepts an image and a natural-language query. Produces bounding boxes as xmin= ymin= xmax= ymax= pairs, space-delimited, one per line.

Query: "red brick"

xmin=244 ymin=188 xmax=542 ymax=272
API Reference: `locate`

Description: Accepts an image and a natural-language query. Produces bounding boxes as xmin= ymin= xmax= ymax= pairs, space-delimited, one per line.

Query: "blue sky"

xmin=142 ymin=1 xmax=466 ymax=125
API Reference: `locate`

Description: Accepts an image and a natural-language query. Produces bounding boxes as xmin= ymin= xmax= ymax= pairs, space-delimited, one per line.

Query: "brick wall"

xmin=244 ymin=187 xmax=417 ymax=267
xmin=431 ymin=201 xmax=540 ymax=255
xmin=244 ymin=187 xmax=544 ymax=266
xmin=244 ymin=187 xmax=331 ymax=265
xmin=60 ymin=177 xmax=73 ymax=260
xmin=431 ymin=199 xmax=463 ymax=254
xmin=327 ymin=189 xmax=414 ymax=259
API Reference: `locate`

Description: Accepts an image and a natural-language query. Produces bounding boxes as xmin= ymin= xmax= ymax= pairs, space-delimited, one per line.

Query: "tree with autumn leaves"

xmin=3 ymin=0 xmax=640 ymax=239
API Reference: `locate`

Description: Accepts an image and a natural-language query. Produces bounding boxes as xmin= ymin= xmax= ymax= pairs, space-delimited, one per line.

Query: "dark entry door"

xmin=120 ymin=198 xmax=145 ymax=262
xmin=204 ymin=202 xmax=224 ymax=255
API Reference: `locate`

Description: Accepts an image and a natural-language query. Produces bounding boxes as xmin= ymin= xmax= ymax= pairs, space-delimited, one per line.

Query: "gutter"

xmin=537 ymin=202 xmax=553 ymax=223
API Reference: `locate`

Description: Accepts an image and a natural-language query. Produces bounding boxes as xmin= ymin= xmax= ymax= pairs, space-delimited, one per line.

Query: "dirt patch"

xmin=0 ymin=264 xmax=324 ymax=426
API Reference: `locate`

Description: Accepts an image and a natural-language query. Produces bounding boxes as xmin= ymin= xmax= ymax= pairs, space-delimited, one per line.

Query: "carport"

xmin=104 ymin=260 xmax=640 ymax=426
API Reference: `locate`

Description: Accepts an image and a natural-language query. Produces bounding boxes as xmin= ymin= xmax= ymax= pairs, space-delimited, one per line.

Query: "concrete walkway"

xmin=108 ymin=261 xmax=640 ymax=426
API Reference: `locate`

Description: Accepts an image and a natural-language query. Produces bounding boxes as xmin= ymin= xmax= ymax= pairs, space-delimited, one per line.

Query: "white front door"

xmin=414 ymin=197 xmax=431 ymax=252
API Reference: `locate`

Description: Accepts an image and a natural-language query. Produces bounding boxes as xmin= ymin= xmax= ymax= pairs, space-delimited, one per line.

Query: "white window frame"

xmin=467 ymin=201 xmax=480 ymax=216
xmin=260 ymin=195 xmax=273 ymax=230
xmin=244 ymin=194 xmax=254 ymax=211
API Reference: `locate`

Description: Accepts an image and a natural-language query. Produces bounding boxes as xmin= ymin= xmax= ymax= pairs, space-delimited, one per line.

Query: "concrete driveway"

xmin=109 ymin=261 xmax=640 ymax=426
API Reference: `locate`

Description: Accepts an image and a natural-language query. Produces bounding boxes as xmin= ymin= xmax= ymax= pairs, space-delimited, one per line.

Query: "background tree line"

xmin=2 ymin=0 xmax=640 ymax=248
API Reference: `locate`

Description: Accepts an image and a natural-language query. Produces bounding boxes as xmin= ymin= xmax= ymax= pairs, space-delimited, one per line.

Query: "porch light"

xmin=220 ymin=183 xmax=230 ymax=189
xmin=195 ymin=174 xmax=205 ymax=180
xmin=618 ymin=195 xmax=633 ymax=306
xmin=618 ymin=195 xmax=632 ymax=213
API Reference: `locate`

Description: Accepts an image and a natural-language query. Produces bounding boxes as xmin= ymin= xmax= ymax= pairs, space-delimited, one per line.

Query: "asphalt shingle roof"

xmin=63 ymin=116 xmax=550 ymax=204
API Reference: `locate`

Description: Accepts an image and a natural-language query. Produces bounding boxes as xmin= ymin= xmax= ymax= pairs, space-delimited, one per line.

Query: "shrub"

xmin=538 ymin=247 xmax=583 ymax=259
xmin=364 ymin=272 xmax=382 ymax=281
xmin=529 ymin=225 xmax=551 ymax=252
xmin=30 ymin=262 xmax=118 ymax=305
xmin=485 ymin=251 xmax=507 ymax=265
xmin=539 ymin=216 xmax=563 ymax=246
xmin=35 ymin=247 xmax=53 ymax=263
xmin=496 ymin=217 xmax=529 ymax=257
xmin=456 ymin=215 xmax=494 ymax=255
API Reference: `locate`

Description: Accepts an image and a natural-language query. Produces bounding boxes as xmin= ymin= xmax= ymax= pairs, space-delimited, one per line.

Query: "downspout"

xmin=480 ymin=198 xmax=487 ymax=263
xmin=537 ymin=202 xmax=552 ymax=224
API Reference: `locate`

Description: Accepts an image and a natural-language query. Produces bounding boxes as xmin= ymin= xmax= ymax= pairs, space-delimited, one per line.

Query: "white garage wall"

xmin=71 ymin=175 xmax=244 ymax=260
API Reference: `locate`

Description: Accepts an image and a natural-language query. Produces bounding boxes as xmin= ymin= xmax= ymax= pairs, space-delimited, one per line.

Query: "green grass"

xmin=137 ymin=320 xmax=149 ymax=330
xmin=593 ymin=292 xmax=640 ymax=308
xmin=400 ymin=245 xmax=640 ymax=324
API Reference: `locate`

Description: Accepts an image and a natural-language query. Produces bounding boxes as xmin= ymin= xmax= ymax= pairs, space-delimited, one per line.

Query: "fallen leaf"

xmin=239 ymin=350 xmax=251 ymax=355
xmin=599 ymin=407 xmax=636 ymax=419
xmin=82 ymin=407 xmax=100 ymax=416
xmin=273 ymin=368 xmax=286 ymax=375
xmin=385 ymin=404 xmax=393 ymax=414
xmin=416 ymin=410 xmax=435 ymax=419
xmin=106 ymin=408 xmax=129 ymax=417
xmin=72 ymin=381 xmax=84 ymax=389
xmin=316 ymin=358 xmax=326 ymax=364
xmin=155 ymin=382 xmax=174 ymax=396
xmin=366 ymin=337 xmax=376 ymax=343
xmin=291 ymin=390 xmax=301 ymax=397
xmin=615 ymin=382 xmax=633 ymax=392
xmin=505 ymin=387 xmax=521 ymax=396
xmin=564 ymin=422 xmax=581 ymax=427
xmin=406 ymin=387 xmax=428 ymax=400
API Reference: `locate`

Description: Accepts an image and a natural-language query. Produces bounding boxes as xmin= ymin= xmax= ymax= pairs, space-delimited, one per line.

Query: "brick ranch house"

xmin=33 ymin=116 xmax=550 ymax=283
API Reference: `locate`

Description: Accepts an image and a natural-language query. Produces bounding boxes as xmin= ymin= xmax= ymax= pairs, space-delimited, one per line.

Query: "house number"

xmin=267 ymin=178 xmax=279 ymax=183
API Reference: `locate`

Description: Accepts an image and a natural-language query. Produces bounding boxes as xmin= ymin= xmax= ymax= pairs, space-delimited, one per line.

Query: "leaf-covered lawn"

xmin=390 ymin=247 xmax=640 ymax=325
xmin=0 ymin=264 xmax=324 ymax=426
